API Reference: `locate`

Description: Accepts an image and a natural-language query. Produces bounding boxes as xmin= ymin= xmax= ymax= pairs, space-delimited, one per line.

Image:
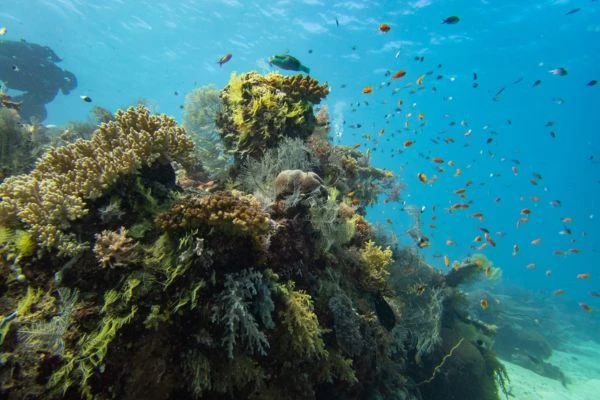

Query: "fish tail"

xmin=300 ymin=65 xmax=310 ymax=74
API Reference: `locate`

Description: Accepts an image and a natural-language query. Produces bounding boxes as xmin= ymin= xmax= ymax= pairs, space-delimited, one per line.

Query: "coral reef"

xmin=0 ymin=72 xmax=509 ymax=400
xmin=216 ymin=72 xmax=329 ymax=161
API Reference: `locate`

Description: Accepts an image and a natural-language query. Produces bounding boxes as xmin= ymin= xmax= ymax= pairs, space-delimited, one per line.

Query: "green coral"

xmin=216 ymin=72 xmax=329 ymax=161
xmin=0 ymin=105 xmax=195 ymax=255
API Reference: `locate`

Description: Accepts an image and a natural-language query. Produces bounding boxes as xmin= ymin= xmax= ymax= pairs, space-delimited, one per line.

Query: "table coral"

xmin=215 ymin=72 xmax=329 ymax=161
xmin=0 ymin=105 xmax=195 ymax=255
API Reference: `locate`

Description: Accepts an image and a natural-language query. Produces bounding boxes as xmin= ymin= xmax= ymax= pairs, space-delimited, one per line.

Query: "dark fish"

xmin=335 ymin=17 xmax=339 ymax=28
xmin=268 ymin=54 xmax=310 ymax=73
xmin=532 ymin=79 xmax=542 ymax=87
xmin=473 ymin=72 xmax=478 ymax=80
xmin=588 ymin=80 xmax=598 ymax=86
xmin=549 ymin=67 xmax=568 ymax=76
xmin=217 ymin=53 xmax=232 ymax=66
xmin=566 ymin=8 xmax=581 ymax=15
xmin=442 ymin=16 xmax=460 ymax=24
xmin=80 ymin=95 xmax=92 ymax=103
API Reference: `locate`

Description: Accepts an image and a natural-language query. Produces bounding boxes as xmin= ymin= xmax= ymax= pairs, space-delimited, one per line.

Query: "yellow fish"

xmin=0 ymin=27 xmax=6 ymax=36
xmin=416 ymin=74 xmax=426 ymax=85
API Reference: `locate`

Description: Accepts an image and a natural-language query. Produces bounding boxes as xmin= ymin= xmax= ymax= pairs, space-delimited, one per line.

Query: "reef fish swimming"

xmin=268 ymin=54 xmax=310 ymax=74
xmin=217 ymin=53 xmax=232 ymax=66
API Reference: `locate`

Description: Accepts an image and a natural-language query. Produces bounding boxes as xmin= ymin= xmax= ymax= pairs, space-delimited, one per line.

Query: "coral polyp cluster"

xmin=156 ymin=191 xmax=271 ymax=239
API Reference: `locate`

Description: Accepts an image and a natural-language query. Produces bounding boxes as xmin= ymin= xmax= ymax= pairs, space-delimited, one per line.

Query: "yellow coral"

xmin=278 ymin=281 xmax=327 ymax=359
xmin=0 ymin=106 xmax=195 ymax=254
xmin=359 ymin=240 xmax=393 ymax=290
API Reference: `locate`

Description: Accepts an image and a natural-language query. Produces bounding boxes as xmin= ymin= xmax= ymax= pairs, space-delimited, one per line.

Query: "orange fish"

xmin=531 ymin=238 xmax=541 ymax=245
xmin=363 ymin=86 xmax=373 ymax=94
xmin=579 ymin=303 xmax=593 ymax=313
xmin=568 ymin=248 xmax=581 ymax=254
xmin=577 ymin=273 xmax=591 ymax=280
xmin=485 ymin=233 xmax=496 ymax=247
xmin=448 ymin=160 xmax=455 ymax=166
xmin=562 ymin=217 xmax=572 ymax=223
xmin=471 ymin=212 xmax=484 ymax=220
xmin=552 ymin=289 xmax=565 ymax=296
xmin=521 ymin=208 xmax=531 ymax=215
xmin=473 ymin=235 xmax=482 ymax=242
xmin=446 ymin=239 xmax=455 ymax=246
xmin=480 ymin=299 xmax=489 ymax=310
xmin=404 ymin=140 xmax=414 ymax=148
xmin=526 ymin=263 xmax=536 ymax=269
xmin=392 ymin=70 xmax=407 ymax=79
xmin=217 ymin=53 xmax=233 ymax=66
xmin=454 ymin=188 xmax=466 ymax=195
xmin=454 ymin=168 xmax=462 ymax=177
xmin=432 ymin=157 xmax=444 ymax=163
xmin=379 ymin=23 xmax=391 ymax=32
xmin=443 ymin=255 xmax=450 ymax=267
xmin=531 ymin=195 xmax=540 ymax=202
xmin=416 ymin=74 xmax=426 ymax=85
xmin=418 ymin=112 xmax=425 ymax=120
xmin=417 ymin=173 xmax=428 ymax=183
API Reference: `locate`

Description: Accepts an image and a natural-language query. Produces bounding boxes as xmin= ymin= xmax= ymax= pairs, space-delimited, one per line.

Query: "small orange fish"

xmin=531 ymin=195 xmax=540 ymax=202
xmin=485 ymin=234 xmax=496 ymax=247
xmin=378 ymin=129 xmax=385 ymax=136
xmin=392 ymin=70 xmax=407 ymax=79
xmin=446 ymin=239 xmax=455 ymax=246
xmin=217 ymin=53 xmax=233 ymax=66
xmin=579 ymin=303 xmax=593 ymax=313
xmin=577 ymin=273 xmax=590 ymax=280
xmin=480 ymin=299 xmax=489 ymax=310
xmin=379 ymin=23 xmax=391 ymax=33
xmin=531 ymin=238 xmax=541 ymax=245
xmin=418 ymin=112 xmax=425 ymax=120
xmin=416 ymin=74 xmax=426 ymax=85
xmin=432 ymin=157 xmax=444 ymax=163
xmin=363 ymin=86 xmax=374 ymax=94
xmin=568 ymin=248 xmax=581 ymax=254
xmin=443 ymin=255 xmax=450 ymax=267
xmin=521 ymin=208 xmax=531 ymax=215
xmin=417 ymin=172 xmax=428 ymax=183
xmin=352 ymin=143 xmax=361 ymax=149
xmin=477 ymin=242 xmax=488 ymax=250
xmin=471 ymin=212 xmax=484 ymax=220
xmin=473 ymin=235 xmax=482 ymax=242
xmin=404 ymin=140 xmax=414 ymax=148
xmin=454 ymin=188 xmax=466 ymax=194
xmin=454 ymin=168 xmax=462 ymax=177
xmin=448 ymin=160 xmax=455 ymax=166
xmin=552 ymin=289 xmax=565 ymax=296
xmin=553 ymin=250 xmax=565 ymax=256
xmin=526 ymin=263 xmax=536 ymax=269
xmin=562 ymin=217 xmax=572 ymax=223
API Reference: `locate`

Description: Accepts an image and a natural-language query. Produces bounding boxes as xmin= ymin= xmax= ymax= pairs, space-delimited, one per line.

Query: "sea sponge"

xmin=156 ymin=191 xmax=272 ymax=242
xmin=215 ymin=72 xmax=329 ymax=161
xmin=274 ymin=169 xmax=324 ymax=199
xmin=0 ymin=106 xmax=195 ymax=254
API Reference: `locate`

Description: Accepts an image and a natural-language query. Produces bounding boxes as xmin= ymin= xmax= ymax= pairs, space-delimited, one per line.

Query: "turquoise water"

xmin=2 ymin=0 xmax=598 ymax=326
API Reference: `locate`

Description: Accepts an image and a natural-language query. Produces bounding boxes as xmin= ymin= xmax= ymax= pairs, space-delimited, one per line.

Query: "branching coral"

xmin=216 ymin=72 xmax=329 ymax=160
xmin=0 ymin=106 xmax=195 ymax=254
xmin=93 ymin=227 xmax=141 ymax=269
xmin=211 ymin=269 xmax=273 ymax=359
xmin=156 ymin=191 xmax=271 ymax=242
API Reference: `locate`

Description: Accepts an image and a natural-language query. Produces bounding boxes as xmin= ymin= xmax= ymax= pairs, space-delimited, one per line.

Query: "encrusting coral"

xmin=0 ymin=105 xmax=195 ymax=255
xmin=216 ymin=72 xmax=329 ymax=161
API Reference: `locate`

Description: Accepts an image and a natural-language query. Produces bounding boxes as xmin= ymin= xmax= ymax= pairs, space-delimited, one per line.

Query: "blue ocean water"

xmin=1 ymin=0 xmax=597 ymax=332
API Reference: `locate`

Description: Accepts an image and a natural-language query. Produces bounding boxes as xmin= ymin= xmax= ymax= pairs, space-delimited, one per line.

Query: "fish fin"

xmin=300 ymin=65 xmax=310 ymax=74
